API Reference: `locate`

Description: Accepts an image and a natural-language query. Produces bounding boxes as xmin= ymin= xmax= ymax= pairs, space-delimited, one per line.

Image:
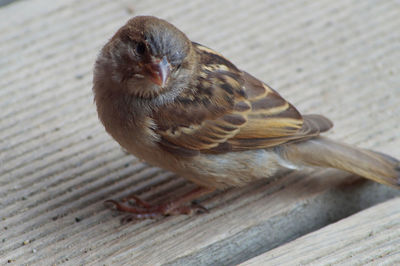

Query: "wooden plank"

xmin=241 ymin=197 xmax=400 ymax=266
xmin=0 ymin=0 xmax=400 ymax=265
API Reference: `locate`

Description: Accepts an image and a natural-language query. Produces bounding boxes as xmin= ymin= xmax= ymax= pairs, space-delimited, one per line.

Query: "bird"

xmin=93 ymin=16 xmax=400 ymax=219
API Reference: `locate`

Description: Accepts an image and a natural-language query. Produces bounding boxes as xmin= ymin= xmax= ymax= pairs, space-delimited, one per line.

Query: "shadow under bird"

xmin=93 ymin=16 xmax=400 ymax=219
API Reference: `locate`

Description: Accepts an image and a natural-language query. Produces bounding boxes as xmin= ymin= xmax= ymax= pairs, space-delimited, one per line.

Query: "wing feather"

xmin=153 ymin=44 xmax=332 ymax=156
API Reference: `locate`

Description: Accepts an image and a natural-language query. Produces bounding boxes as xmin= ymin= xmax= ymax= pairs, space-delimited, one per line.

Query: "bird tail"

xmin=278 ymin=136 xmax=400 ymax=187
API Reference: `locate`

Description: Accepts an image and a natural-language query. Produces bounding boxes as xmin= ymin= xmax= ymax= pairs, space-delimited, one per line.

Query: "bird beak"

xmin=145 ymin=56 xmax=171 ymax=88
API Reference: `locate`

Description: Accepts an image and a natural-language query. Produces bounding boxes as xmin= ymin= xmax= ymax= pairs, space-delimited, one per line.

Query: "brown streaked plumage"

xmin=93 ymin=16 xmax=400 ymax=219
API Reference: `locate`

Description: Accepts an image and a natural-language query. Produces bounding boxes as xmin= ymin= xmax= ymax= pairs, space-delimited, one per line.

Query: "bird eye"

xmin=136 ymin=42 xmax=146 ymax=55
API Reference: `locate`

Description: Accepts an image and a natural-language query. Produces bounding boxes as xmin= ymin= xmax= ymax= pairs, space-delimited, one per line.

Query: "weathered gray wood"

xmin=1 ymin=0 xmax=399 ymax=265
xmin=241 ymin=197 xmax=400 ymax=266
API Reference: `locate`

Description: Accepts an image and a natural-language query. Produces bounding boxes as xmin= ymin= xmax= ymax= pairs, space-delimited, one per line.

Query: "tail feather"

xmin=279 ymin=136 xmax=400 ymax=187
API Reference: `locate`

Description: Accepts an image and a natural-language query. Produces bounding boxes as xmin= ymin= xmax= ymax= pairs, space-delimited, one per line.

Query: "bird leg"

xmin=105 ymin=187 xmax=212 ymax=220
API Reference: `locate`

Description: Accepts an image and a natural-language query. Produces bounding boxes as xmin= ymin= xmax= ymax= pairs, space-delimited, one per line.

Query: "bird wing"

xmin=152 ymin=43 xmax=332 ymax=156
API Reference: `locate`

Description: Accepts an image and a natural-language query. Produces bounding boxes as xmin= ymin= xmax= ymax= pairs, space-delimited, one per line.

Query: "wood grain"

xmin=241 ymin=197 xmax=400 ymax=266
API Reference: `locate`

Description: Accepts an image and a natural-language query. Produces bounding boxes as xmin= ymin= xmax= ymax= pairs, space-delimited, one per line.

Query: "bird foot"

xmin=105 ymin=194 xmax=208 ymax=221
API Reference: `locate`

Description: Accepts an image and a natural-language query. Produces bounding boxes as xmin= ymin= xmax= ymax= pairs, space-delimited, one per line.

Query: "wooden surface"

xmin=241 ymin=197 xmax=400 ymax=266
xmin=1 ymin=0 xmax=400 ymax=265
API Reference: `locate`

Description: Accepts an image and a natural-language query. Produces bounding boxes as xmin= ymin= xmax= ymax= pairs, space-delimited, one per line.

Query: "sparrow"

xmin=93 ymin=16 xmax=400 ymax=219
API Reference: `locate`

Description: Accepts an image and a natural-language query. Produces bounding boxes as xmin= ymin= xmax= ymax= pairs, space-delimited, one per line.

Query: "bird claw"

xmin=104 ymin=195 xmax=208 ymax=222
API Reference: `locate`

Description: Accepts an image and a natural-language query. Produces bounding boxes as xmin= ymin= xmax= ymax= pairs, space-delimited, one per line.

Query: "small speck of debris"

xmin=32 ymin=249 xmax=37 ymax=253
xmin=75 ymin=217 xmax=82 ymax=223
xmin=8 ymin=259 xmax=14 ymax=263
xmin=4 ymin=226 xmax=8 ymax=230
xmin=87 ymin=135 xmax=93 ymax=140
xmin=21 ymin=196 xmax=27 ymax=200
xmin=2 ymin=239 xmax=5 ymax=243
xmin=23 ymin=240 xmax=30 ymax=245
xmin=124 ymin=163 xmax=130 ymax=168
xmin=52 ymin=216 xmax=59 ymax=221
xmin=296 ymin=68 xmax=303 ymax=73
xmin=75 ymin=74 xmax=84 ymax=80
xmin=125 ymin=6 xmax=134 ymax=14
